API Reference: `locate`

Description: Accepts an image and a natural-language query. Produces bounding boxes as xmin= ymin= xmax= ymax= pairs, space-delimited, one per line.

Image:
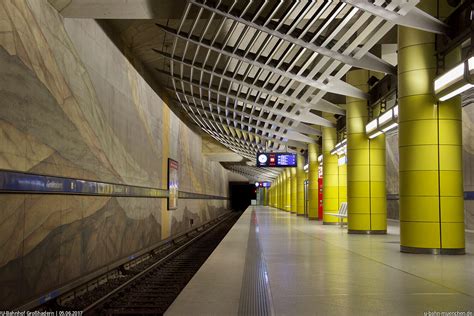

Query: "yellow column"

xmin=273 ymin=184 xmax=276 ymax=207
xmin=277 ymin=176 xmax=280 ymax=209
xmin=339 ymin=159 xmax=347 ymax=216
xmin=322 ymin=116 xmax=339 ymax=224
xmin=270 ymin=185 xmax=274 ymax=207
xmin=281 ymin=172 xmax=284 ymax=210
xmin=308 ymin=143 xmax=319 ymax=220
xmin=272 ymin=186 xmax=275 ymax=207
xmin=285 ymin=168 xmax=292 ymax=212
xmin=346 ymin=70 xmax=387 ymax=234
xmin=398 ymin=0 xmax=464 ymax=254
xmin=277 ymin=174 xmax=281 ymax=209
xmin=281 ymin=172 xmax=286 ymax=211
xmin=291 ymin=167 xmax=297 ymax=213
xmin=296 ymin=154 xmax=305 ymax=216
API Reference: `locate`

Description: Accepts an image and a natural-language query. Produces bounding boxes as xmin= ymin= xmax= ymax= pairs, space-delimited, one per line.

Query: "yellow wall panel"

xmin=399 ymin=171 xmax=439 ymax=196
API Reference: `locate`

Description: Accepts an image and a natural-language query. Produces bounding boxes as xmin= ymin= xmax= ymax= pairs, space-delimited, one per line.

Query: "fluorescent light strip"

xmin=366 ymin=119 xmax=378 ymax=133
xmin=439 ymin=84 xmax=473 ymax=101
xmin=382 ymin=122 xmax=398 ymax=133
xmin=368 ymin=131 xmax=383 ymax=139
xmin=378 ymin=110 xmax=393 ymax=125
xmin=393 ymin=105 xmax=399 ymax=117
xmin=434 ymin=62 xmax=464 ymax=91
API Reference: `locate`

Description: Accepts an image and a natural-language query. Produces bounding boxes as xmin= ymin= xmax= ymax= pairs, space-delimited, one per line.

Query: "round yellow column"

xmin=282 ymin=171 xmax=287 ymax=211
xmin=308 ymin=143 xmax=319 ymax=220
xmin=398 ymin=0 xmax=464 ymax=254
xmin=285 ymin=168 xmax=292 ymax=212
xmin=346 ymin=69 xmax=387 ymax=234
xmin=322 ymin=115 xmax=339 ymax=224
xmin=338 ymin=158 xmax=347 ymax=223
xmin=296 ymin=154 xmax=305 ymax=216
xmin=278 ymin=173 xmax=282 ymax=210
xmin=273 ymin=184 xmax=276 ymax=207
xmin=268 ymin=186 xmax=272 ymax=207
xmin=291 ymin=167 xmax=297 ymax=213
xmin=274 ymin=178 xmax=277 ymax=208
xmin=272 ymin=185 xmax=276 ymax=207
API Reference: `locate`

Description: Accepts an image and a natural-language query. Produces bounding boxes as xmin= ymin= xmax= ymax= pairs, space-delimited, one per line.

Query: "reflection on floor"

xmin=166 ymin=206 xmax=474 ymax=315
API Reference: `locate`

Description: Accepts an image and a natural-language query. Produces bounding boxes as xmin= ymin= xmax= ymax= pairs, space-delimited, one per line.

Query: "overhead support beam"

xmin=154 ymin=51 xmax=344 ymax=115
xmin=171 ymin=88 xmax=321 ymax=140
xmin=196 ymin=112 xmax=308 ymax=149
xmin=342 ymin=0 xmax=448 ymax=34
xmin=156 ymin=24 xmax=369 ymax=100
xmin=161 ymin=71 xmax=332 ymax=130
xmin=187 ymin=0 xmax=395 ymax=75
xmin=178 ymin=97 xmax=315 ymax=146
xmin=171 ymin=93 xmax=302 ymax=142
xmin=291 ymin=123 xmax=321 ymax=136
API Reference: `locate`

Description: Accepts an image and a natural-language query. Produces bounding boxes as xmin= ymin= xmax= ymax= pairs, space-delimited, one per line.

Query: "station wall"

xmin=0 ymin=0 xmax=229 ymax=308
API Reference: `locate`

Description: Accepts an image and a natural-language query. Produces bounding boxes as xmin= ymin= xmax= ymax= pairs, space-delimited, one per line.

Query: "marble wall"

xmin=385 ymin=131 xmax=399 ymax=220
xmin=462 ymin=100 xmax=474 ymax=231
xmin=0 ymin=0 xmax=229 ymax=309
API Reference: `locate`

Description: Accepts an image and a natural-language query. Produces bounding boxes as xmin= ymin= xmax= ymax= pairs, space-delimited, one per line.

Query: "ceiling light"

xmin=365 ymin=105 xmax=399 ymax=139
xmin=368 ymin=131 xmax=383 ymax=139
xmin=382 ymin=122 xmax=398 ymax=133
xmin=439 ymin=84 xmax=473 ymax=101
xmin=434 ymin=56 xmax=474 ymax=101
xmin=331 ymin=139 xmax=347 ymax=156
xmin=378 ymin=110 xmax=394 ymax=125
xmin=366 ymin=119 xmax=378 ymax=133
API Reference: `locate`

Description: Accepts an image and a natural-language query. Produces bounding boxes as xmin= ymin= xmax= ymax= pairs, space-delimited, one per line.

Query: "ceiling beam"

xmin=157 ymin=24 xmax=369 ymax=100
xmin=154 ymin=51 xmax=345 ymax=115
xmin=342 ymin=0 xmax=448 ymax=34
xmin=188 ymin=0 xmax=395 ymax=75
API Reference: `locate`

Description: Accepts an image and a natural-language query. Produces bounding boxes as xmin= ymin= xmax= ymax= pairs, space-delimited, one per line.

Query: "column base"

xmin=296 ymin=213 xmax=305 ymax=216
xmin=348 ymin=229 xmax=386 ymax=235
xmin=308 ymin=217 xmax=319 ymax=220
xmin=400 ymin=245 xmax=465 ymax=255
xmin=323 ymin=222 xmax=339 ymax=225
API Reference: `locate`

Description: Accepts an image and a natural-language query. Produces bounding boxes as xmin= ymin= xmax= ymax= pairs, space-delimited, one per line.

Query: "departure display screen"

xmin=255 ymin=181 xmax=271 ymax=187
xmin=256 ymin=152 xmax=297 ymax=168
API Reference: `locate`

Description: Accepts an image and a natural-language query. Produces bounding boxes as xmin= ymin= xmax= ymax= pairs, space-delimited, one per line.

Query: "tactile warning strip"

xmin=238 ymin=210 xmax=275 ymax=316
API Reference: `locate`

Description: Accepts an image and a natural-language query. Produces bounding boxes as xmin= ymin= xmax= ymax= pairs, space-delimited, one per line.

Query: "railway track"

xmin=40 ymin=212 xmax=241 ymax=315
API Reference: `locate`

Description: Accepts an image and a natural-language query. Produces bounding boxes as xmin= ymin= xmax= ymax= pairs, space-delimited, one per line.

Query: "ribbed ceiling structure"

xmin=154 ymin=0 xmax=445 ymax=181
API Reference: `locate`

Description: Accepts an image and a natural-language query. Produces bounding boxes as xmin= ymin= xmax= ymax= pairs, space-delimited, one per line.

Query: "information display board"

xmin=256 ymin=152 xmax=297 ymax=167
xmin=168 ymin=158 xmax=179 ymax=210
xmin=255 ymin=181 xmax=271 ymax=188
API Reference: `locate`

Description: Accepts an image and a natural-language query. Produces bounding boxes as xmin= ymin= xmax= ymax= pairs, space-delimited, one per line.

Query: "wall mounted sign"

xmin=168 ymin=158 xmax=179 ymax=210
xmin=256 ymin=152 xmax=297 ymax=167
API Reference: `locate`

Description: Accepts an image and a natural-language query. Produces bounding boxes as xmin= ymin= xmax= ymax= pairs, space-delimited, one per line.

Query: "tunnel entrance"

xmin=229 ymin=182 xmax=256 ymax=212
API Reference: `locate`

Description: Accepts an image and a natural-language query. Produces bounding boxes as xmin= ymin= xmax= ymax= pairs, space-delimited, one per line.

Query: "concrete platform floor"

xmin=166 ymin=206 xmax=474 ymax=315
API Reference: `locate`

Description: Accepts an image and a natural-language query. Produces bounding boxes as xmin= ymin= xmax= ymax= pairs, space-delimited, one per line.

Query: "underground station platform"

xmin=167 ymin=206 xmax=474 ymax=315
xmin=1 ymin=0 xmax=474 ymax=315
